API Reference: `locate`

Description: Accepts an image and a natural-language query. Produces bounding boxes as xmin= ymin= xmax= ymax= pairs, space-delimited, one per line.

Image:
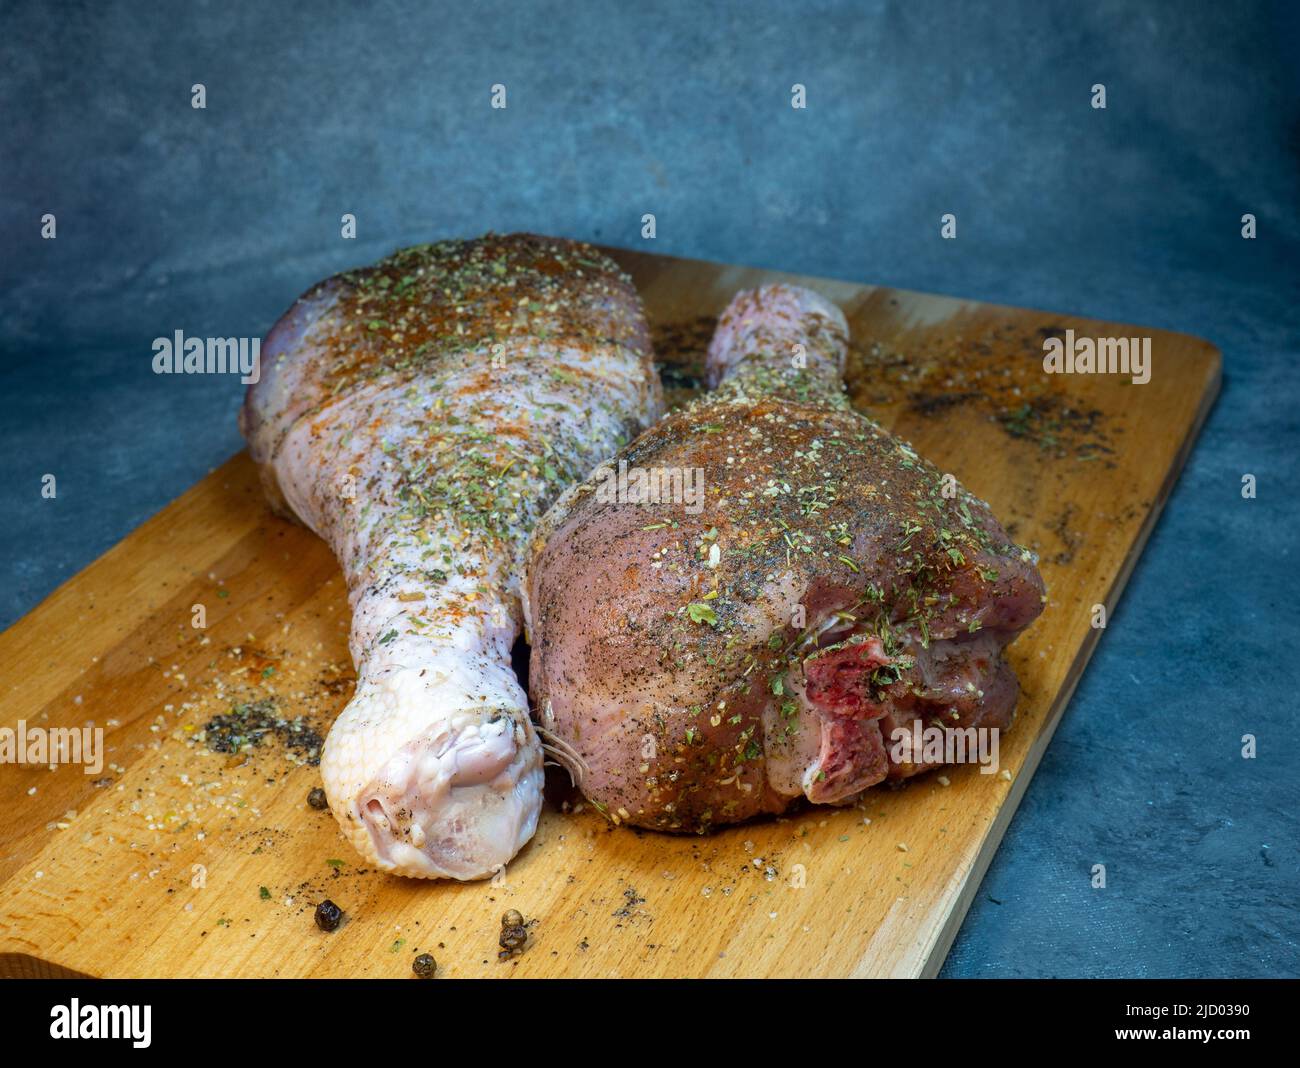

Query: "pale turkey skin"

xmin=241 ymin=234 xmax=662 ymax=878
xmin=525 ymin=285 xmax=1045 ymax=832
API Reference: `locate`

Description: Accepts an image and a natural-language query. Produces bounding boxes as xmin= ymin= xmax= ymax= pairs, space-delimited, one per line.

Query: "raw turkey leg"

xmin=241 ymin=234 xmax=662 ymax=877
xmin=525 ymin=284 xmax=1044 ymax=831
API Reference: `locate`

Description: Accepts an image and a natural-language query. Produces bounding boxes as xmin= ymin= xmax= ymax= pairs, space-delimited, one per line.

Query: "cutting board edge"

xmin=912 ymin=347 xmax=1221 ymax=978
xmin=0 ymin=950 xmax=96 ymax=980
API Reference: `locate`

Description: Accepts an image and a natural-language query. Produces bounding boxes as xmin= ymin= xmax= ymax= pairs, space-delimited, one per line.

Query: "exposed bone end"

xmin=705 ymin=283 xmax=849 ymax=388
xmin=320 ymin=667 xmax=544 ymax=880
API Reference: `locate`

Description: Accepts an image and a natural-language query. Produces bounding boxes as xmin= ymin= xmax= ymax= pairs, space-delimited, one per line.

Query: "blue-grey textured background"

xmin=2 ymin=0 xmax=1296 ymax=977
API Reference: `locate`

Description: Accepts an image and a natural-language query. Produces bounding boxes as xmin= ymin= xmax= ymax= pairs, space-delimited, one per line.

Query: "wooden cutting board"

xmin=0 ymin=246 xmax=1219 ymax=979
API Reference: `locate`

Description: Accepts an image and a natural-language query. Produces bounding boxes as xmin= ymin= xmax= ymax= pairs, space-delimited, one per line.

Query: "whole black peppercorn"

xmin=501 ymin=909 xmax=523 ymax=928
xmin=412 ymin=953 xmax=437 ymax=978
xmin=499 ymin=924 xmax=527 ymax=952
xmin=315 ymin=899 xmax=343 ymax=932
xmin=307 ymin=787 xmax=328 ymax=810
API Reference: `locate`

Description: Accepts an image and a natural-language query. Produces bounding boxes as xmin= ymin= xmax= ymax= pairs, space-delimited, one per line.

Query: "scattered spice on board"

xmin=412 ymin=953 xmax=437 ymax=978
xmin=201 ymin=697 xmax=324 ymax=765
xmin=498 ymin=909 xmax=531 ymax=960
xmin=612 ymin=886 xmax=647 ymax=920
xmin=315 ymin=899 xmax=343 ymax=932
xmin=307 ymin=787 xmax=329 ymax=810
xmin=847 ymin=326 xmax=1118 ymax=464
xmin=653 ymin=314 xmax=1115 ymax=463
xmin=1045 ymin=503 xmax=1083 ymax=565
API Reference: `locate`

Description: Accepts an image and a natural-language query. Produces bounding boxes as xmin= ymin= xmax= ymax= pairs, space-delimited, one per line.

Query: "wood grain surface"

xmin=0 ymin=246 xmax=1220 ymax=978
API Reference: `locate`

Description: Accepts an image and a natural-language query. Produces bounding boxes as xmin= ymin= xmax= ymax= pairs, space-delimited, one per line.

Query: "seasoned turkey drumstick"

xmin=241 ymin=234 xmax=662 ymax=878
xmin=525 ymin=284 xmax=1044 ymax=831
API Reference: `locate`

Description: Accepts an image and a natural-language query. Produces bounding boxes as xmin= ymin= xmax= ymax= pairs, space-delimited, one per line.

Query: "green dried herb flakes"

xmin=687 ymin=603 xmax=718 ymax=626
xmin=202 ymin=698 xmax=324 ymax=765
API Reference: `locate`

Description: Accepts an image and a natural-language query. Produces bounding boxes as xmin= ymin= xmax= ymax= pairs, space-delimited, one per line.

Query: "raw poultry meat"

xmin=241 ymin=234 xmax=662 ymax=877
xmin=524 ymin=284 xmax=1045 ymax=830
